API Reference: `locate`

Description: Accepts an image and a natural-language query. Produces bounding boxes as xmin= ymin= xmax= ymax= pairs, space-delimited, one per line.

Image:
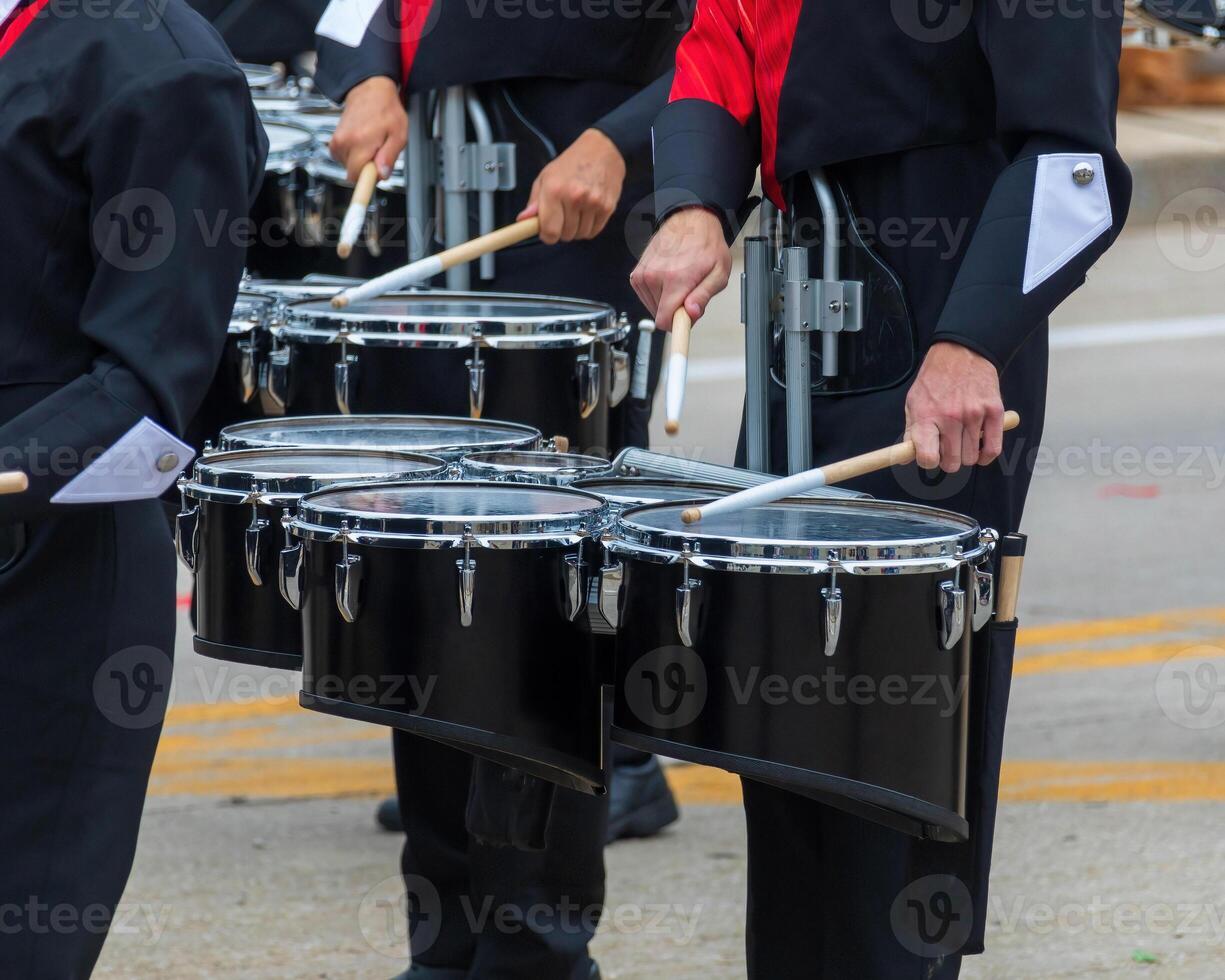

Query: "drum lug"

xmin=575 ymin=353 xmax=601 ymax=420
xmin=609 ymin=347 xmax=631 ymax=408
xmin=456 ymin=528 xmax=477 ymax=628
xmin=364 ymin=195 xmax=383 ymax=257
xmin=466 ymin=349 xmax=486 ymax=420
xmin=563 ymin=551 xmax=587 ymax=622
xmin=589 ymin=561 xmax=624 ymax=634
xmin=299 ymin=174 xmax=324 ymax=245
xmin=334 ymin=523 xmax=363 ymax=624
xmin=263 ymin=342 xmax=292 ymax=412
xmin=972 ymin=564 xmax=995 ymax=632
xmin=246 ymin=515 xmax=271 ymax=586
xmin=334 ymin=344 xmax=359 ymax=415
xmin=236 ymin=336 xmax=259 ymax=404
xmin=937 ymin=578 xmax=967 ymax=651
xmin=278 ymin=511 xmax=304 ymax=611
xmin=675 ymin=555 xmax=703 ymax=648
xmin=174 ymin=482 xmax=199 ymax=571
xmin=822 ymin=584 xmax=843 ymax=657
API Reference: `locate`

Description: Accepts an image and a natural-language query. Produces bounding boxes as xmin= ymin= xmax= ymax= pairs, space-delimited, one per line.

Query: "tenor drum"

xmin=265 ymin=294 xmax=629 ymax=452
xmin=218 ymin=415 xmax=542 ymax=461
xmin=247 ymin=121 xmax=319 ymax=279
xmin=288 ymin=482 xmax=611 ymax=793
xmin=459 ymin=450 xmax=613 ymax=486
xmin=177 ymin=448 xmax=446 ymax=669
xmin=603 ymin=498 xmax=998 ymax=841
xmin=187 ymin=291 xmax=277 ymax=450
xmin=572 ymin=477 xmax=737 ymax=514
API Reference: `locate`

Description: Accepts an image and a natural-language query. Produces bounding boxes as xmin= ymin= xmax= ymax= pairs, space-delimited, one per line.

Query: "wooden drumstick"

xmin=332 ymin=217 xmax=541 ymax=308
xmin=0 ymin=471 xmax=29 ymax=495
xmin=995 ymin=533 xmax=1027 ymax=622
xmin=681 ymin=411 xmax=1021 ymax=524
xmin=551 ymin=435 xmax=571 ymax=454
xmin=337 ymin=162 xmax=380 ymax=260
xmin=664 ymin=308 xmax=691 ymax=436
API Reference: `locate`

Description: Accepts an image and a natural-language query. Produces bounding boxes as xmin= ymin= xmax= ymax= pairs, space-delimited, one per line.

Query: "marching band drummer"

xmin=632 ymin=3 xmax=1131 ymax=978
xmin=0 ymin=1 xmax=266 ymax=974
xmin=313 ymin=3 xmax=685 ymax=977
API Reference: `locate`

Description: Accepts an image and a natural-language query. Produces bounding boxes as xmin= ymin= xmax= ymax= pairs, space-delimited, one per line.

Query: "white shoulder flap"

xmin=1023 ymin=153 xmax=1112 ymax=295
xmin=316 ymin=0 xmax=386 ymax=48
xmin=52 ymin=418 xmax=193 ymax=505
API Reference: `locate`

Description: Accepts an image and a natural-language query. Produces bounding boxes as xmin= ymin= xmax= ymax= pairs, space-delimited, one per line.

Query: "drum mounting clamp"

xmin=456 ymin=525 xmax=477 ymax=628
xmin=675 ymin=545 xmax=703 ymax=649
xmin=245 ymin=484 xmax=272 ymax=587
xmin=937 ymin=576 xmax=967 ymax=651
xmin=335 ymin=521 xmax=364 ymax=624
xmin=466 ymin=330 xmax=487 ymax=420
xmin=334 ymin=337 xmax=360 ymax=415
xmin=174 ymin=478 xmax=200 ymax=572
xmin=822 ymin=560 xmax=843 ymax=657
xmin=279 ymin=510 xmax=305 ymax=611
xmin=972 ymin=530 xmax=999 ymax=632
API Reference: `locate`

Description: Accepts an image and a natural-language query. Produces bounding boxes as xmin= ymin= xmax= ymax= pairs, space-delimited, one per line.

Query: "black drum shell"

xmin=276 ymin=342 xmax=612 ymax=454
xmin=299 ymin=538 xmax=608 ymax=794
xmin=187 ymin=331 xmax=268 ymax=452
xmin=611 ymin=557 xmax=970 ymax=840
xmin=194 ymin=497 xmax=302 ymax=669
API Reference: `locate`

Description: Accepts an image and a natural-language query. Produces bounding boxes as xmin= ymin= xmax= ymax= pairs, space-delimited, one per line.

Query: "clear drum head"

xmin=613 ymin=498 xmax=986 ymax=574
xmin=292 ymin=481 xmax=607 ymax=545
xmin=572 ymin=478 xmax=735 ymax=510
xmin=460 ymin=451 xmax=613 ymax=486
xmin=262 ymin=121 xmax=315 ymax=170
xmin=218 ymin=415 xmax=542 ymax=459
xmin=279 ymin=293 xmax=623 ymax=348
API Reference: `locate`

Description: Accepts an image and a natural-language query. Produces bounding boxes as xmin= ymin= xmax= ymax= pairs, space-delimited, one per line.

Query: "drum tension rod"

xmin=456 ymin=525 xmax=477 ymax=628
xmin=821 ymin=557 xmax=842 ymax=657
xmin=675 ymin=544 xmax=702 ymax=649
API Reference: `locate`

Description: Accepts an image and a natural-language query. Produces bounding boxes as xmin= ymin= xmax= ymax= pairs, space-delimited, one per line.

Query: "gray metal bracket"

xmin=435 ymin=141 xmax=517 ymax=193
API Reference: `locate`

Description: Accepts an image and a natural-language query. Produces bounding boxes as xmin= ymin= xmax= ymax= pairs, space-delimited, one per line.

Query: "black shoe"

xmin=389 ymin=966 xmax=466 ymax=980
xmin=574 ymin=959 xmax=601 ymax=980
xmin=606 ymin=755 xmax=679 ymax=844
xmin=376 ymin=796 xmax=403 ymax=833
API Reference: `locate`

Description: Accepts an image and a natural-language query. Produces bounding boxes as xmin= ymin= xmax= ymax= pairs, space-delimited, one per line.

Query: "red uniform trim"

xmin=399 ymin=0 xmax=437 ymax=86
xmin=0 ymin=0 xmax=50 ymax=59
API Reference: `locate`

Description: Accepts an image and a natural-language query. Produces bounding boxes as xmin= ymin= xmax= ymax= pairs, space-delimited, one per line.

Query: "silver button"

xmin=1072 ymin=163 xmax=1095 ymax=186
xmin=156 ymin=452 xmax=181 ymax=474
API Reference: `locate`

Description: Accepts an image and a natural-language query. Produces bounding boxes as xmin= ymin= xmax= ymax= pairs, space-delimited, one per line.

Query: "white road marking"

xmin=683 ymin=316 xmax=1225 ymax=383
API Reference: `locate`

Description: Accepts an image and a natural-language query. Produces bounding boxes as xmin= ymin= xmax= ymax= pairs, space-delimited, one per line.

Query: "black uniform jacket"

xmin=313 ymin=0 xmax=686 ymax=176
xmin=0 ymin=0 xmax=268 ymax=524
xmin=652 ymin=0 xmax=1133 ymax=373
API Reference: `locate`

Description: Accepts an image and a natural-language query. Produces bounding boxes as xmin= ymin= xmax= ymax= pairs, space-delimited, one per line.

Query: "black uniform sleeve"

xmin=930 ymin=6 xmax=1133 ymax=370
xmin=0 ymin=59 xmax=266 ymax=524
xmin=314 ymin=0 xmax=402 ymax=103
xmin=590 ymin=70 xmax=675 ymax=183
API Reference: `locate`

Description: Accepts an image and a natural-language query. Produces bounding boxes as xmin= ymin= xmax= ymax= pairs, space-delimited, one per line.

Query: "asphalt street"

xmin=91 ymin=146 xmax=1225 ymax=978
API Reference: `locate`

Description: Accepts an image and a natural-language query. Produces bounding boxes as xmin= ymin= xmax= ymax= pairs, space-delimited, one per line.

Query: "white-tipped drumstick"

xmin=664 ymin=308 xmax=691 ymax=436
xmin=337 ymin=162 xmax=381 ymax=260
xmin=0 ymin=471 xmax=29 ymax=495
xmin=332 ymin=217 xmax=541 ymax=309
xmin=681 ymin=411 xmax=1021 ymax=524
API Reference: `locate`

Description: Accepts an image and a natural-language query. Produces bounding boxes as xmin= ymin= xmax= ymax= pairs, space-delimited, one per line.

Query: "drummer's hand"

xmin=905 ymin=342 xmax=1005 ymax=473
xmin=630 ymin=206 xmax=731 ymax=331
xmin=517 ymin=128 xmax=626 ymax=244
xmin=330 ymin=76 xmax=407 ymax=183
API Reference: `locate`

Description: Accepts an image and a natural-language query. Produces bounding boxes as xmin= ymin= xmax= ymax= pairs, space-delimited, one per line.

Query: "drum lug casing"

xmin=263 ymin=342 xmax=292 ymax=412
xmin=456 ymin=528 xmax=477 ymax=628
xmin=334 ymin=345 xmax=359 ymax=415
xmin=563 ymin=551 xmax=587 ymax=622
xmin=466 ymin=353 xmax=487 ymax=420
xmin=174 ymin=482 xmax=199 ymax=571
xmin=335 ymin=523 xmax=363 ymax=624
xmin=278 ymin=512 xmax=304 ymax=611
xmin=972 ymin=565 xmax=995 ymax=632
xmin=246 ymin=514 xmax=271 ymax=587
xmin=674 ymin=556 xmax=703 ymax=649
xmin=609 ymin=324 xmax=631 ymax=407
xmin=822 ymin=584 xmax=843 ymax=657
xmin=586 ymin=560 xmax=624 ymax=635
xmin=299 ymin=172 xmax=324 ymax=245
xmin=937 ymin=578 xmax=967 ymax=651
xmin=575 ymin=353 xmax=601 ymax=420
xmin=236 ymin=336 xmax=259 ymax=404
xmin=279 ymin=171 xmax=303 ymax=239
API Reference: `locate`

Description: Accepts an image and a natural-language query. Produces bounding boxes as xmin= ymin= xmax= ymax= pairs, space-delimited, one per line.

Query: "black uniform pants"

xmin=0 ymin=499 xmax=175 ymax=979
xmin=734 ymin=142 xmax=1048 ymax=979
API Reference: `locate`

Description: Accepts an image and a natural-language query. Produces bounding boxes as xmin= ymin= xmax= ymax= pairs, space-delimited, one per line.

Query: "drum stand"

xmin=404 ymin=88 xmax=518 ymax=289
xmin=742 ymin=169 xmax=864 ymax=475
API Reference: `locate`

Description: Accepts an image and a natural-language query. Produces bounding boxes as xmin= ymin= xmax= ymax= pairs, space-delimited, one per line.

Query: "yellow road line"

xmin=1017 ymin=607 xmax=1225 ymax=649
xmin=1000 ymin=760 xmax=1225 ymax=803
xmin=1014 ymin=637 xmax=1225 ymax=677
